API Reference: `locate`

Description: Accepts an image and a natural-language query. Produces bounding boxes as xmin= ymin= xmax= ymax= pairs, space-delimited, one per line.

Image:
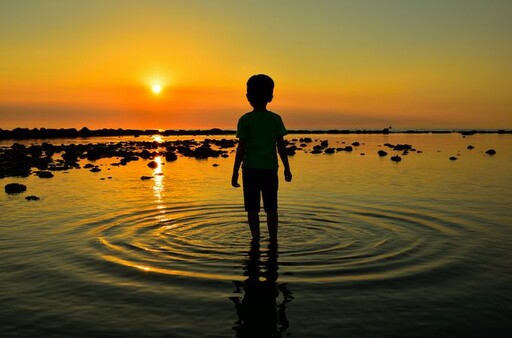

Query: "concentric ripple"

xmin=87 ymin=198 xmax=477 ymax=284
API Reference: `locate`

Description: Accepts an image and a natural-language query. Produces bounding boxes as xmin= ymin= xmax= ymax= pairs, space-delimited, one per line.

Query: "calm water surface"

xmin=1 ymin=133 xmax=511 ymax=337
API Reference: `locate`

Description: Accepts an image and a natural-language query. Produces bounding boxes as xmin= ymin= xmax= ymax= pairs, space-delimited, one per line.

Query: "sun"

xmin=151 ymin=84 xmax=163 ymax=95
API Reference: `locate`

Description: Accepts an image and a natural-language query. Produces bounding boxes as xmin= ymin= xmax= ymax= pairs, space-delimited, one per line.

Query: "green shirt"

xmin=236 ymin=110 xmax=288 ymax=169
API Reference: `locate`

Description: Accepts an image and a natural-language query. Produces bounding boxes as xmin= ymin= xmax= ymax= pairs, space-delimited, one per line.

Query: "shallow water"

xmin=1 ymin=133 xmax=512 ymax=337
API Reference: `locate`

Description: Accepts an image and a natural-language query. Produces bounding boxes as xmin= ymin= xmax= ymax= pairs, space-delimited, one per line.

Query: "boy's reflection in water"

xmin=230 ymin=241 xmax=293 ymax=337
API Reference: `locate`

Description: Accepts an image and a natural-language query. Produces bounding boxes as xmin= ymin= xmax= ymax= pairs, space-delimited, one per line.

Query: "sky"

xmin=1 ymin=0 xmax=511 ymax=130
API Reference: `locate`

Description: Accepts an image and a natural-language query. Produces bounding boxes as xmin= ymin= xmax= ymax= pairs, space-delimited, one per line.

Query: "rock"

xmin=285 ymin=147 xmax=296 ymax=155
xmin=90 ymin=167 xmax=101 ymax=173
xmin=378 ymin=150 xmax=388 ymax=157
xmin=303 ymin=137 xmax=312 ymax=143
xmin=352 ymin=142 xmax=360 ymax=146
xmin=311 ymin=149 xmax=323 ymax=154
xmin=344 ymin=146 xmax=353 ymax=152
xmin=140 ymin=176 xmax=152 ymax=180
xmin=324 ymin=148 xmax=335 ymax=154
xmin=467 ymin=145 xmax=474 ymax=150
xmin=25 ymin=195 xmax=40 ymax=201
xmin=390 ymin=155 xmax=402 ymax=162
xmin=83 ymin=163 xmax=95 ymax=169
xmin=485 ymin=149 xmax=496 ymax=155
xmin=313 ymin=145 xmax=324 ymax=151
xmin=165 ymin=152 xmax=178 ymax=162
xmin=147 ymin=160 xmax=158 ymax=168
xmin=320 ymin=140 xmax=329 ymax=148
xmin=36 ymin=171 xmax=54 ymax=178
xmin=449 ymin=156 xmax=458 ymax=160
xmin=212 ymin=163 xmax=220 ymax=167
xmin=5 ymin=183 xmax=27 ymax=194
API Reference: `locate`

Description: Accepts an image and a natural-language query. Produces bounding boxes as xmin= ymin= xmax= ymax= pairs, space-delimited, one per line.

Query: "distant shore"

xmin=1 ymin=127 xmax=511 ymax=140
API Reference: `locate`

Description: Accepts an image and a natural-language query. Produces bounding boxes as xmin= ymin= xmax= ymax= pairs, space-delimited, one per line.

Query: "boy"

xmin=231 ymin=74 xmax=292 ymax=242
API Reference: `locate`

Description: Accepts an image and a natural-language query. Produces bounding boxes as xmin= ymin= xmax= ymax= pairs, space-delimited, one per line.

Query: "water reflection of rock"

xmin=230 ymin=241 xmax=293 ymax=337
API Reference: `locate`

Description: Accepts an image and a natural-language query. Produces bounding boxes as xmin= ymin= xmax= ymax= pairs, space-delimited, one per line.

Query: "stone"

xmin=5 ymin=183 xmax=27 ymax=194
xmin=467 ymin=145 xmax=474 ymax=150
xmin=140 ymin=176 xmax=152 ymax=180
xmin=90 ymin=167 xmax=101 ymax=173
xmin=147 ymin=160 xmax=158 ymax=168
xmin=344 ymin=146 xmax=353 ymax=152
xmin=324 ymin=148 xmax=335 ymax=154
xmin=25 ymin=195 xmax=40 ymax=201
xmin=378 ymin=150 xmax=388 ymax=157
xmin=36 ymin=171 xmax=54 ymax=178
xmin=320 ymin=140 xmax=329 ymax=148
xmin=485 ymin=149 xmax=496 ymax=155
xmin=449 ymin=156 xmax=458 ymax=160
xmin=390 ymin=155 xmax=402 ymax=162
xmin=352 ymin=142 xmax=360 ymax=146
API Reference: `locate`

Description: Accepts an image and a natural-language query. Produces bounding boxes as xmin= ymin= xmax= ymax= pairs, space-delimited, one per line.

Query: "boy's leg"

xmin=243 ymin=168 xmax=261 ymax=241
xmin=266 ymin=211 xmax=278 ymax=243
xmin=248 ymin=211 xmax=260 ymax=240
xmin=262 ymin=169 xmax=279 ymax=243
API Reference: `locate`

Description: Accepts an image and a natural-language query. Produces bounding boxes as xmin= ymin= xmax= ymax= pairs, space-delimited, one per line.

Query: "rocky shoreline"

xmin=1 ymin=127 xmax=511 ymax=140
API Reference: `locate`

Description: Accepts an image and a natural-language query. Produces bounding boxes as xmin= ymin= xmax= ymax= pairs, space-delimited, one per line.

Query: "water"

xmin=1 ymin=133 xmax=512 ymax=337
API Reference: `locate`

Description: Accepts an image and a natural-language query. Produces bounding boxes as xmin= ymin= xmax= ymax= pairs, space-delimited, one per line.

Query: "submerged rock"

xmin=378 ymin=150 xmax=388 ymax=157
xmin=449 ymin=156 xmax=458 ymax=161
xmin=140 ymin=176 xmax=152 ymax=180
xmin=467 ymin=145 xmax=474 ymax=150
xmin=5 ymin=183 xmax=27 ymax=194
xmin=147 ymin=160 xmax=158 ymax=169
xmin=90 ymin=167 xmax=101 ymax=173
xmin=485 ymin=149 xmax=496 ymax=155
xmin=390 ymin=155 xmax=402 ymax=162
xmin=36 ymin=171 xmax=54 ymax=178
xmin=25 ymin=195 xmax=40 ymax=201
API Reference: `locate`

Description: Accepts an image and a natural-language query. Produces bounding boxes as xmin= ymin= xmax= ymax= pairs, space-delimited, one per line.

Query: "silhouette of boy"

xmin=232 ymin=74 xmax=292 ymax=242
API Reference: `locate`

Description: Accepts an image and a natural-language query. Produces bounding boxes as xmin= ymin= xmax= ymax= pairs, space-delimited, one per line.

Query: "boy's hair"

xmin=246 ymin=74 xmax=274 ymax=103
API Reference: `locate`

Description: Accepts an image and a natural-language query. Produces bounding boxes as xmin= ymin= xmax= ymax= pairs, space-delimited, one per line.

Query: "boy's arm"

xmin=276 ymin=136 xmax=292 ymax=182
xmin=231 ymin=139 xmax=247 ymax=187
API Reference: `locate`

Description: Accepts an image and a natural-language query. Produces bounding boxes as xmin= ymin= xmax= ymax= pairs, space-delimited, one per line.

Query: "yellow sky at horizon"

xmin=1 ymin=1 xmax=511 ymax=130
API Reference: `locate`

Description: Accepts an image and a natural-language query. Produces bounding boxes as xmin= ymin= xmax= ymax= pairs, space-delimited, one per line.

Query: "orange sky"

xmin=1 ymin=1 xmax=511 ymax=130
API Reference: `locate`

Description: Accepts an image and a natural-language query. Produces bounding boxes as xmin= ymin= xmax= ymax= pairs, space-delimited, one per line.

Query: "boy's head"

xmin=246 ymin=74 xmax=274 ymax=105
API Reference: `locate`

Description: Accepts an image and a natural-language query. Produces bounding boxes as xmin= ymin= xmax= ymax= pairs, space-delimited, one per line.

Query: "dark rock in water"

xmin=303 ymin=137 xmax=312 ymax=143
xmin=320 ymin=140 xmax=329 ymax=148
xmin=344 ymin=146 xmax=353 ymax=152
xmin=147 ymin=160 xmax=158 ymax=168
xmin=393 ymin=144 xmax=412 ymax=151
xmin=390 ymin=155 xmax=402 ymax=162
xmin=5 ymin=183 xmax=27 ymax=194
xmin=83 ymin=163 xmax=95 ymax=169
xmin=25 ymin=195 xmax=40 ymax=201
xmin=360 ymin=153 xmax=365 ymax=156
xmin=311 ymin=149 xmax=323 ymax=154
xmin=212 ymin=163 xmax=219 ymax=167
xmin=285 ymin=146 xmax=296 ymax=155
xmin=313 ymin=145 xmax=324 ymax=151
xmin=485 ymin=149 xmax=496 ymax=155
xmin=378 ymin=150 xmax=388 ymax=157
xmin=90 ymin=167 xmax=101 ymax=173
xmin=140 ymin=176 xmax=152 ymax=180
xmin=36 ymin=171 xmax=54 ymax=178
xmin=467 ymin=145 xmax=474 ymax=150
xmin=324 ymin=148 xmax=335 ymax=154
xmin=165 ymin=152 xmax=178 ymax=162
xmin=449 ymin=156 xmax=458 ymax=161
xmin=352 ymin=142 xmax=360 ymax=146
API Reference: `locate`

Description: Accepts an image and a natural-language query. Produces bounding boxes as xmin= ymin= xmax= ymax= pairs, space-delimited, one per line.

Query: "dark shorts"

xmin=242 ymin=167 xmax=278 ymax=213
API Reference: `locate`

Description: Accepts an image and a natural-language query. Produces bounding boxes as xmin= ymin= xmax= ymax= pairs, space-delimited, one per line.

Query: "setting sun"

xmin=151 ymin=84 xmax=162 ymax=95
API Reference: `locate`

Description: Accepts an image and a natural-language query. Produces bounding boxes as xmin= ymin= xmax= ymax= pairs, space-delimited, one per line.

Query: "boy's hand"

xmin=231 ymin=172 xmax=240 ymax=188
xmin=284 ymin=168 xmax=292 ymax=182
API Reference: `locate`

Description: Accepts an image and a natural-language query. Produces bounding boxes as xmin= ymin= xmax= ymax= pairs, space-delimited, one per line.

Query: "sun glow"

xmin=151 ymin=84 xmax=162 ymax=95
